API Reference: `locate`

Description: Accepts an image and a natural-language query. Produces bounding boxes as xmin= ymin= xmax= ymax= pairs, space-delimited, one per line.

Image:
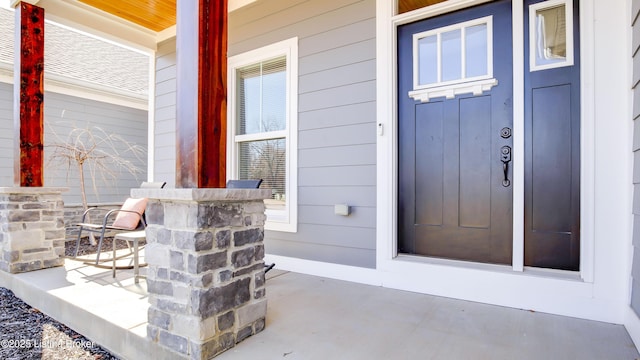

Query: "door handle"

xmin=500 ymin=146 xmax=511 ymax=187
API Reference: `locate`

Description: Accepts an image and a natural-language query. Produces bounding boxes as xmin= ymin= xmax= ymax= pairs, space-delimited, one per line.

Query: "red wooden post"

xmin=14 ymin=2 xmax=45 ymax=187
xmin=175 ymin=0 xmax=227 ymax=188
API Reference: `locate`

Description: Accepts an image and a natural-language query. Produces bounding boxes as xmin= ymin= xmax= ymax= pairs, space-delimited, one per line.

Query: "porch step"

xmin=0 ymin=257 xmax=175 ymax=360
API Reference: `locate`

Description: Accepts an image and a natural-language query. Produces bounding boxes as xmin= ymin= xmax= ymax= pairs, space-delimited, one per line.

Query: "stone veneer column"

xmin=0 ymin=187 xmax=67 ymax=273
xmin=132 ymin=188 xmax=271 ymax=359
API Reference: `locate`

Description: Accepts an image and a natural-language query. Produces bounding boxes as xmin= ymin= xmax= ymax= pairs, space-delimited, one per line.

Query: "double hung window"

xmin=228 ymin=38 xmax=298 ymax=232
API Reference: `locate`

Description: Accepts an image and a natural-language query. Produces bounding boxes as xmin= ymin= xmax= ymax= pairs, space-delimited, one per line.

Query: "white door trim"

xmin=578 ymin=0 xmax=596 ymax=284
xmin=376 ymin=0 xmax=599 ymax=317
xmin=511 ymin=0 xmax=525 ymax=272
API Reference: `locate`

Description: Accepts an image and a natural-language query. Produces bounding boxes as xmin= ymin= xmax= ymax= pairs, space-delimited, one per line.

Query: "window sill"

xmin=265 ymin=221 xmax=297 ymax=233
xmin=408 ymin=77 xmax=498 ymax=103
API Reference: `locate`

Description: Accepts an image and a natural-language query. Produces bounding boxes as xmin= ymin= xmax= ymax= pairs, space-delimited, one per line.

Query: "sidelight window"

xmin=529 ymin=0 xmax=574 ymax=71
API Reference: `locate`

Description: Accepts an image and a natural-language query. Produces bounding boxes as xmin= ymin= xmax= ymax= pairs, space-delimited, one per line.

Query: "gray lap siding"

xmin=230 ymin=0 xmax=377 ymax=268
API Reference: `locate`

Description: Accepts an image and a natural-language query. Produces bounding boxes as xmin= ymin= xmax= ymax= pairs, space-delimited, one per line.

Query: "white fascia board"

xmin=10 ymin=0 xmax=39 ymax=6
xmin=0 ymin=63 xmax=148 ymax=110
xmin=43 ymin=0 xmax=257 ymax=49
xmin=155 ymin=0 xmax=259 ymax=43
xmin=157 ymin=25 xmax=176 ymax=44
xmin=44 ymin=74 xmax=148 ymax=110
xmin=8 ymin=0 xmax=258 ymax=50
xmin=229 ymin=0 xmax=257 ymax=12
xmin=36 ymin=0 xmax=157 ymax=52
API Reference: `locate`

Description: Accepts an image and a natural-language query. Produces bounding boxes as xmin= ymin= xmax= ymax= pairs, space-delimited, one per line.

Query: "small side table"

xmin=112 ymin=230 xmax=147 ymax=283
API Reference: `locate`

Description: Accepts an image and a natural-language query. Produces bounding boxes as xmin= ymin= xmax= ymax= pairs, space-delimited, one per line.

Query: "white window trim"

xmin=409 ymin=15 xmax=497 ymax=102
xmin=227 ymin=37 xmax=298 ymax=233
xmin=408 ymin=77 xmax=498 ymax=102
xmin=528 ymin=0 xmax=574 ymax=72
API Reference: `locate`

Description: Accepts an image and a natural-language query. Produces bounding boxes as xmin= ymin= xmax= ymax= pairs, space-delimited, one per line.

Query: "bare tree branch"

xmin=46 ymin=124 xmax=146 ymax=245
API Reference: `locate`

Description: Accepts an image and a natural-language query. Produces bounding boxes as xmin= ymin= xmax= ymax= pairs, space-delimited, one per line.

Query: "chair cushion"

xmin=112 ymin=197 xmax=148 ymax=230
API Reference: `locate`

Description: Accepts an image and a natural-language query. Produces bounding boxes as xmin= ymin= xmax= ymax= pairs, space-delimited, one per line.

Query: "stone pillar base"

xmin=0 ymin=187 xmax=67 ymax=273
xmin=133 ymin=188 xmax=271 ymax=359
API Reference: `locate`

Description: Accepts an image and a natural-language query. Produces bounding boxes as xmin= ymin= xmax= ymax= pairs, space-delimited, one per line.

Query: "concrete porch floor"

xmin=0 ymin=253 xmax=639 ymax=360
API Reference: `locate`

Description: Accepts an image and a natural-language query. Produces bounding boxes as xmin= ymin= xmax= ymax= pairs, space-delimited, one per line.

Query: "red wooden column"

xmin=13 ymin=2 xmax=45 ymax=187
xmin=175 ymin=0 xmax=227 ymax=188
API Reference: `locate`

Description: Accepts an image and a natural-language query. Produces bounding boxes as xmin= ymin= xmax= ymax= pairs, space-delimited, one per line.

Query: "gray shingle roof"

xmin=0 ymin=7 xmax=149 ymax=98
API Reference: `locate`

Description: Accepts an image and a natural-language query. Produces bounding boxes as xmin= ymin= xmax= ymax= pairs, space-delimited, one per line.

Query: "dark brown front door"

xmin=398 ymin=0 xmax=513 ymax=265
xmin=398 ymin=0 xmax=581 ymax=270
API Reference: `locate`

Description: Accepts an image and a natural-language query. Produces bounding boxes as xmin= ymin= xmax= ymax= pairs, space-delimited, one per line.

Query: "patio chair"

xmin=73 ymin=181 xmax=166 ymax=266
xmin=226 ymin=179 xmax=275 ymax=274
xmin=226 ymin=179 xmax=262 ymax=189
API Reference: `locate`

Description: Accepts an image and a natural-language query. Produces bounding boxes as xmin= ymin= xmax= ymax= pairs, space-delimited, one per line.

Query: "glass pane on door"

xmin=441 ymin=29 xmax=461 ymax=82
xmin=418 ymin=35 xmax=438 ymax=85
xmin=465 ymin=24 xmax=488 ymax=78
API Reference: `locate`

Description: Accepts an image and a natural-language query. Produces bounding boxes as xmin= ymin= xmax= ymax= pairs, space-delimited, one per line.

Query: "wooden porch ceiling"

xmin=399 ymin=0 xmax=448 ymax=14
xmin=75 ymin=0 xmax=448 ymax=32
xmin=78 ymin=0 xmax=176 ymax=32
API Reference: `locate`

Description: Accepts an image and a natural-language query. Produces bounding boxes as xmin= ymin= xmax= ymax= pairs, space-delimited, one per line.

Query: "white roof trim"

xmin=10 ymin=0 xmax=39 ymax=6
xmin=157 ymin=25 xmax=177 ymax=44
xmin=6 ymin=0 xmax=260 ymax=50
xmin=154 ymin=0 xmax=259 ymax=43
xmin=229 ymin=0 xmax=258 ymax=12
xmin=0 ymin=63 xmax=148 ymax=110
xmin=35 ymin=0 xmax=158 ymax=51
